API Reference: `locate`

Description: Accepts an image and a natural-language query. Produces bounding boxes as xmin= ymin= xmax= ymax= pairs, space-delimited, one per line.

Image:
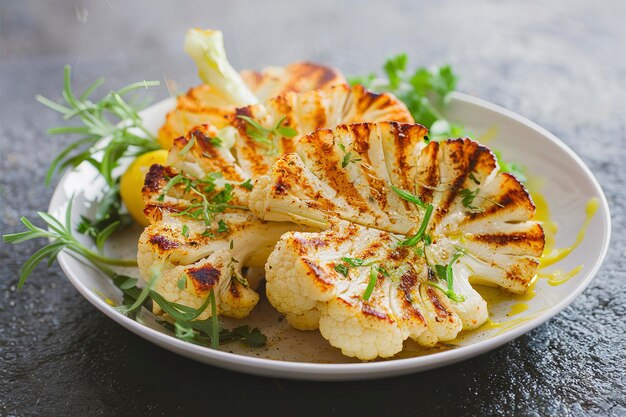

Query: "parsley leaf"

xmin=350 ymin=55 xmax=463 ymax=139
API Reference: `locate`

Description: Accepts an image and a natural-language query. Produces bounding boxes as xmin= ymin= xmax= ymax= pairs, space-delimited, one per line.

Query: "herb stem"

xmin=363 ymin=267 xmax=378 ymax=301
xmin=210 ymin=290 xmax=219 ymax=349
xmin=400 ymin=203 xmax=434 ymax=246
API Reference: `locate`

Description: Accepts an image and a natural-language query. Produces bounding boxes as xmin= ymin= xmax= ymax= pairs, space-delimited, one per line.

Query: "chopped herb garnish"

xmin=468 ymin=172 xmax=480 ymax=185
xmin=427 ymin=281 xmax=465 ymax=303
xmin=362 ymin=267 xmax=378 ymax=301
xmin=179 ymin=136 xmax=196 ymax=156
xmin=210 ymin=137 xmax=223 ymax=147
xmin=446 ymin=251 xmax=464 ymax=291
xmin=459 ymin=187 xmax=504 ymax=212
xmin=158 ymin=173 xmax=248 ymax=228
xmin=400 ymin=203 xmax=434 ymax=246
xmin=348 ymin=55 xmax=464 ymax=139
xmin=337 ymin=142 xmax=362 ymax=168
xmin=375 ymin=265 xmax=390 ymax=277
xmin=38 ymin=66 xmax=160 ymax=242
xmin=341 ymin=257 xmax=365 ymax=267
xmin=177 ymin=275 xmax=187 ymax=290
xmin=240 ymin=179 xmax=253 ymax=190
xmin=238 ymin=115 xmax=297 ymax=155
xmin=217 ymin=219 xmax=229 ymax=233
xmin=334 ymin=263 xmax=350 ymax=277
xmin=181 ymin=224 xmax=190 ymax=238
xmin=390 ymin=184 xmax=426 ymax=208
xmin=431 ymin=251 xmax=466 ymax=302
xmin=460 ymin=187 xmax=482 ymax=212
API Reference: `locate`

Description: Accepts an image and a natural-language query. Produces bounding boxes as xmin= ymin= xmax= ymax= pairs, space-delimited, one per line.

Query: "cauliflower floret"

xmin=256 ymin=121 xmax=544 ymax=359
xmin=138 ymin=210 xmax=298 ymax=319
xmin=265 ymin=220 xmax=484 ymax=360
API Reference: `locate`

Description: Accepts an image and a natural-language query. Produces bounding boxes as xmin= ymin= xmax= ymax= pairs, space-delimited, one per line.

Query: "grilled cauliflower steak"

xmin=158 ymin=62 xmax=346 ymax=149
xmin=252 ymin=121 xmax=545 ymax=359
xmin=231 ymin=83 xmax=414 ymax=178
xmin=139 ymin=124 xmax=298 ymax=319
xmin=138 ymin=81 xmax=412 ymax=320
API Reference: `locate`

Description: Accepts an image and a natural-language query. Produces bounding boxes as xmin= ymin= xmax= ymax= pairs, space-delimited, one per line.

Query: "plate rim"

xmin=49 ymin=91 xmax=612 ymax=380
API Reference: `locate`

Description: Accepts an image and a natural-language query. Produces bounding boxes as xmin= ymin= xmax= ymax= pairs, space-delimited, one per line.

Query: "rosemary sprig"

xmin=2 ymin=199 xmax=137 ymax=289
xmin=2 ymin=199 xmax=266 ymax=348
xmin=37 ymin=66 xmax=161 ymax=238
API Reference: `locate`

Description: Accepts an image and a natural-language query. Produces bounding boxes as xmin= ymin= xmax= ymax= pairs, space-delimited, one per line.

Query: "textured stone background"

xmin=1 ymin=1 xmax=624 ymax=416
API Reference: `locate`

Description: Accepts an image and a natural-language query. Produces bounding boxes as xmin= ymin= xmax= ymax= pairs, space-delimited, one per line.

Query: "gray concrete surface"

xmin=1 ymin=1 xmax=625 ymax=416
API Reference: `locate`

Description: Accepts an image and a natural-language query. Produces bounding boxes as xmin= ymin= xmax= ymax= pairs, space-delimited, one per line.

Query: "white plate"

xmin=49 ymin=92 xmax=611 ymax=380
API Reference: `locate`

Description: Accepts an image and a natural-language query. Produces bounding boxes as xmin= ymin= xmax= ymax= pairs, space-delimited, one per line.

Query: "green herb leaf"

xmin=337 ymin=142 xmax=361 ymax=168
xmin=341 ymin=257 xmax=365 ymax=267
xmin=177 ymin=275 xmax=186 ymax=290
xmin=181 ymin=224 xmax=190 ymax=238
xmin=217 ymin=219 xmax=229 ymax=233
xmin=400 ymin=204 xmax=434 ymax=246
xmin=2 ymin=201 xmax=137 ymax=289
xmin=334 ymin=263 xmax=350 ymax=277
xmin=363 ymin=266 xmax=378 ymax=301
xmin=350 ymin=55 xmax=461 ymax=137
xmin=383 ymin=53 xmax=408 ymax=89
xmin=238 ymin=115 xmax=297 ymax=155
xmin=434 ymin=264 xmax=447 ymax=281
xmin=209 ymin=290 xmax=219 ymax=349
xmin=220 ymin=325 xmax=268 ymax=347
xmin=161 ymin=174 xmax=247 ymax=227
xmin=459 ymin=187 xmax=481 ymax=211
xmin=179 ymin=136 xmax=196 ymax=156
xmin=39 ymin=66 xmax=160 ymax=247
xmin=240 ymin=179 xmax=253 ymax=190
xmin=390 ymin=184 xmax=426 ymax=208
